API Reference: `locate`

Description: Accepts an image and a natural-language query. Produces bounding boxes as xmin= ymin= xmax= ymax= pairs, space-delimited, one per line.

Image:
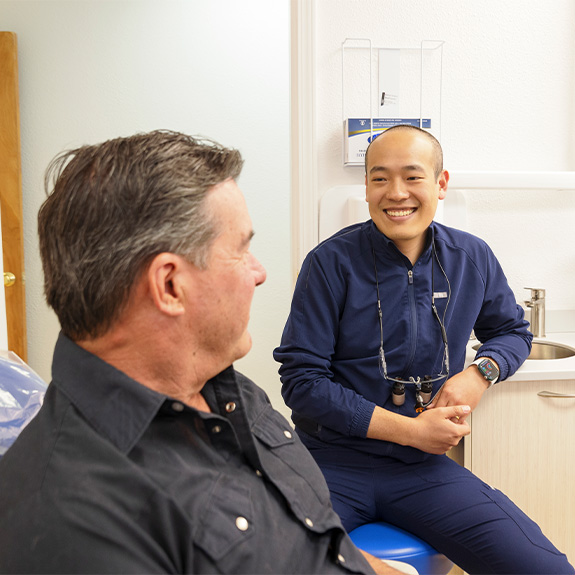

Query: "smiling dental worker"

xmin=274 ymin=125 xmax=574 ymax=574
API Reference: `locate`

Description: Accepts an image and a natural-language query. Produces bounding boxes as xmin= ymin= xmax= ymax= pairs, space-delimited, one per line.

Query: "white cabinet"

xmin=464 ymin=378 xmax=575 ymax=564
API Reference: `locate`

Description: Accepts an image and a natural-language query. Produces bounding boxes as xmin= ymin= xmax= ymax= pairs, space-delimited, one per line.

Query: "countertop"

xmin=465 ymin=332 xmax=575 ymax=382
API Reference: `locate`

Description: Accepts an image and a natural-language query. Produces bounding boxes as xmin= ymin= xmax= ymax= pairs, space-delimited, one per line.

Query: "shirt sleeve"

xmin=471 ymin=241 xmax=532 ymax=381
xmin=0 ymin=491 xmax=188 ymax=574
xmin=273 ymin=248 xmax=376 ymax=438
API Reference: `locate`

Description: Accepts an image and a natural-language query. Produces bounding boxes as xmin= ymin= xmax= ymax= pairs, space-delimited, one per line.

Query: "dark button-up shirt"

xmin=0 ymin=334 xmax=372 ymax=574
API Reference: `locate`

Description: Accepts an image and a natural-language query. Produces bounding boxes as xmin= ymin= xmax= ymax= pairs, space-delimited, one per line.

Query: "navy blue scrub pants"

xmin=299 ymin=431 xmax=574 ymax=575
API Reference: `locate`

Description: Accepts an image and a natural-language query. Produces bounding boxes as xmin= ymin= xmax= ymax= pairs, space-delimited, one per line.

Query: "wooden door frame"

xmin=0 ymin=32 xmax=27 ymax=361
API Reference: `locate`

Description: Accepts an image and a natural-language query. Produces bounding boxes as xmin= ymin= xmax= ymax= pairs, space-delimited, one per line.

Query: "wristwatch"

xmin=472 ymin=357 xmax=499 ymax=387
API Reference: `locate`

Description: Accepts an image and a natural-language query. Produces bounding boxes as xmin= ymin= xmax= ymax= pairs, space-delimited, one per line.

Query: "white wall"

xmin=312 ymin=0 xmax=575 ymax=316
xmin=1 ymin=0 xmax=292 ymax=413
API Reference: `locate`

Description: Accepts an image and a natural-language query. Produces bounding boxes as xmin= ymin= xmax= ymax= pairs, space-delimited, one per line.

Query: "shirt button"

xmin=305 ymin=517 xmax=314 ymax=528
xmin=212 ymin=425 xmax=222 ymax=434
xmin=255 ymin=469 xmax=263 ymax=477
xmin=171 ymin=402 xmax=185 ymax=412
xmin=338 ymin=553 xmax=346 ymax=564
xmin=283 ymin=430 xmax=293 ymax=439
xmin=225 ymin=402 xmax=237 ymax=413
xmin=235 ymin=516 xmax=249 ymax=531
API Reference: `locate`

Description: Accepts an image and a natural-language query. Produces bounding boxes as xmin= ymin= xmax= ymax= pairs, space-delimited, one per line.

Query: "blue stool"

xmin=348 ymin=522 xmax=453 ymax=575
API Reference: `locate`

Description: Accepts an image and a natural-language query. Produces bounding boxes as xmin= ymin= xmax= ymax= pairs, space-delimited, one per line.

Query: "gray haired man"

xmin=0 ymin=131 xmax=391 ymax=574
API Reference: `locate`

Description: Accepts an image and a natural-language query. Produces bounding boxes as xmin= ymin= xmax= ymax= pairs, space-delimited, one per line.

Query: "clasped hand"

xmin=411 ymin=404 xmax=471 ymax=454
xmin=412 ymin=365 xmax=490 ymax=454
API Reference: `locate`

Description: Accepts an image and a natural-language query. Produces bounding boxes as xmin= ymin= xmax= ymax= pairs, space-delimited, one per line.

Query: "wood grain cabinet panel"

xmin=466 ymin=379 xmax=575 ymax=564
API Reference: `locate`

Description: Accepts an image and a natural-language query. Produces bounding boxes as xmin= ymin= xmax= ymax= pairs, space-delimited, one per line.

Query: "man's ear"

xmin=146 ymin=253 xmax=187 ymax=317
xmin=438 ymin=169 xmax=449 ymax=200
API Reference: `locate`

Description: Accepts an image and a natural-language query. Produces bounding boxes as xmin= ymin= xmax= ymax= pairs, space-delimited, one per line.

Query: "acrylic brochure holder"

xmin=342 ymin=37 xmax=444 ymax=166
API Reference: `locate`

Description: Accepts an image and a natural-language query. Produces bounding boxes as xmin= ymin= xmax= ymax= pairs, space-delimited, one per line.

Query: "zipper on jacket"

xmin=406 ymin=268 xmax=417 ymax=373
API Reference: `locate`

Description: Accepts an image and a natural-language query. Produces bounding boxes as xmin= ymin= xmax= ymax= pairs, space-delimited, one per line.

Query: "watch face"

xmin=478 ymin=358 xmax=499 ymax=381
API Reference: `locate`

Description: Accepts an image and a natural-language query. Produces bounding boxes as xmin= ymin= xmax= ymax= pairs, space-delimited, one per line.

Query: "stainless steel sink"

xmin=472 ymin=341 xmax=575 ymax=360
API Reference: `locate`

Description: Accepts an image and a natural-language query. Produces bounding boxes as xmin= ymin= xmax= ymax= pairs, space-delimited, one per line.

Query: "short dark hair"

xmin=364 ymin=124 xmax=444 ymax=179
xmin=38 ymin=130 xmax=243 ymax=340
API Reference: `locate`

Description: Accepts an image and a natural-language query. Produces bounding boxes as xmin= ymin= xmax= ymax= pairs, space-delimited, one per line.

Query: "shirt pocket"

xmin=193 ymin=475 xmax=255 ymax=562
xmin=251 ymin=408 xmax=336 ymax=520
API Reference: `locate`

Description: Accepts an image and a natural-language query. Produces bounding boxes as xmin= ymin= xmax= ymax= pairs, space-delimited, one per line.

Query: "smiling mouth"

xmin=385 ymin=208 xmax=416 ymax=217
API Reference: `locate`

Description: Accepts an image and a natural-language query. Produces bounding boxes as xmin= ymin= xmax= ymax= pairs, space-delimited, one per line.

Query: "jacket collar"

xmin=366 ymin=219 xmax=435 ymax=265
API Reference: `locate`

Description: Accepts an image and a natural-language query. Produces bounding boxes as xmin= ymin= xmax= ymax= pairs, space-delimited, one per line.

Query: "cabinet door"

xmin=469 ymin=379 xmax=575 ymax=564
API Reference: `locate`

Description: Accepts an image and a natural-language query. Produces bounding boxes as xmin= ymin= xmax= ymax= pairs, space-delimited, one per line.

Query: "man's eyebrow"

xmin=241 ymin=230 xmax=255 ymax=248
xmin=369 ymin=164 xmax=425 ymax=174
xmin=402 ymin=164 xmax=426 ymax=172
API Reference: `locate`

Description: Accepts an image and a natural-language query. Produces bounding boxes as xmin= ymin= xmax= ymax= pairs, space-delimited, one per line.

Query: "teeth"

xmin=386 ymin=209 xmax=415 ymax=217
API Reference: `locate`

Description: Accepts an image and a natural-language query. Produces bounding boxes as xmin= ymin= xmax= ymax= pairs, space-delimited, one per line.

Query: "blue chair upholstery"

xmin=0 ymin=352 xmax=47 ymax=459
xmin=348 ymin=522 xmax=453 ymax=575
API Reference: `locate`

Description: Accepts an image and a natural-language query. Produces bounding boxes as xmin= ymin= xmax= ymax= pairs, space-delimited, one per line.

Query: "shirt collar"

xmin=50 ymin=333 xmax=237 ymax=454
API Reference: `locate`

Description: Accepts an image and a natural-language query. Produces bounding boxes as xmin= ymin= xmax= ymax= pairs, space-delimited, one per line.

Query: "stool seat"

xmin=348 ymin=522 xmax=453 ymax=575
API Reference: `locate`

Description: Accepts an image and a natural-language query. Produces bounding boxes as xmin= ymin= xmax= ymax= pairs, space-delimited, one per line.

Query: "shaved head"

xmin=365 ymin=125 xmax=443 ymax=180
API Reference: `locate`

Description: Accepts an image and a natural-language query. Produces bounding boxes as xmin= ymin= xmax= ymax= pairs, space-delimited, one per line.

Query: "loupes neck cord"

xmin=372 ymin=236 xmax=451 ymax=411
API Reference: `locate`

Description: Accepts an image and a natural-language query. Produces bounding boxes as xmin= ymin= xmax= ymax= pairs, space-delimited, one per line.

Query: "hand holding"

xmin=408 ymin=405 xmax=471 ymax=454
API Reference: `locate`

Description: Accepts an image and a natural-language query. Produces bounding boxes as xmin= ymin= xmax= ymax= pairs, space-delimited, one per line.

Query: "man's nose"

xmin=251 ymin=254 xmax=267 ymax=286
xmin=387 ymin=179 xmax=410 ymax=200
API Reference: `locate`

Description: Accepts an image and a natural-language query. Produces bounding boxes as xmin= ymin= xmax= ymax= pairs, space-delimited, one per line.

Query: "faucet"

xmin=524 ymin=288 xmax=545 ymax=337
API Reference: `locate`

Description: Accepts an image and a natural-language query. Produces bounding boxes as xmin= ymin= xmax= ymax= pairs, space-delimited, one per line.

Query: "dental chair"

xmin=348 ymin=521 xmax=454 ymax=575
xmin=0 ymin=351 xmax=47 ymax=459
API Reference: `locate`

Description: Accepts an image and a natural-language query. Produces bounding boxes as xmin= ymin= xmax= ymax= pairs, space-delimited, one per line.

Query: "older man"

xmin=0 ymin=131 xmax=387 ymax=574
